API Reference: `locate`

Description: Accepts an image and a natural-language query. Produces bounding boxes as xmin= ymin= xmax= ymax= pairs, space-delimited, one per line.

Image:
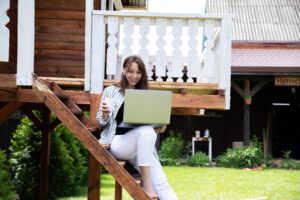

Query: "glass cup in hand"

xmin=103 ymin=97 xmax=115 ymax=113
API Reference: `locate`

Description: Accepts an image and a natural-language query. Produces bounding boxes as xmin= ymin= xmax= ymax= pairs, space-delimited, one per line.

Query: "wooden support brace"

xmin=21 ymin=107 xmax=42 ymax=130
xmin=0 ymin=102 xmax=23 ymax=125
xmin=49 ymin=118 xmax=61 ymax=132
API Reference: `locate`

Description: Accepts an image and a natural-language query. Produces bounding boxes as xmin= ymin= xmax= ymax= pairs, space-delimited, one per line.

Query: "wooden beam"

xmin=0 ymin=102 xmax=23 ymax=125
xmin=172 ymin=94 xmax=225 ymax=109
xmin=249 ymin=80 xmax=267 ymax=97
xmin=0 ymin=88 xmax=225 ymax=109
xmin=231 ymin=81 xmax=244 ymax=98
xmin=39 ymin=107 xmax=51 ymax=200
xmin=0 ymin=88 xmax=90 ymax=105
xmin=0 ymin=74 xmax=17 ymax=88
xmin=32 ymin=78 xmax=151 ymax=200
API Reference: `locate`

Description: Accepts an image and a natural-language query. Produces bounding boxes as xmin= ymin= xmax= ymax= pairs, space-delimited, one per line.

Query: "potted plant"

xmin=244 ymin=95 xmax=252 ymax=105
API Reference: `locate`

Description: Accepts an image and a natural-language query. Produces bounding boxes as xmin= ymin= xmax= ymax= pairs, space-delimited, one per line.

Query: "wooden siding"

xmin=34 ymin=0 xmax=87 ymax=78
xmin=0 ymin=0 xmax=17 ymax=74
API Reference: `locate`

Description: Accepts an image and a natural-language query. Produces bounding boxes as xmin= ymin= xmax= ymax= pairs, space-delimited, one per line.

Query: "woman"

xmin=96 ymin=55 xmax=178 ymax=200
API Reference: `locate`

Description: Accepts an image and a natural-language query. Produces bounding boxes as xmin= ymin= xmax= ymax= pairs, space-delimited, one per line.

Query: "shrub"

xmin=185 ymin=151 xmax=212 ymax=167
xmin=0 ymin=150 xmax=15 ymax=200
xmin=9 ymin=117 xmax=41 ymax=200
xmin=278 ymin=150 xmax=300 ymax=170
xmin=9 ymin=114 xmax=89 ymax=199
xmin=216 ymin=136 xmax=263 ymax=168
xmin=158 ymin=131 xmax=184 ymax=166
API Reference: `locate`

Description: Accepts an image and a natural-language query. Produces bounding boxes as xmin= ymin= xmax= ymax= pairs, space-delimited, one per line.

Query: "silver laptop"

xmin=118 ymin=89 xmax=172 ymax=128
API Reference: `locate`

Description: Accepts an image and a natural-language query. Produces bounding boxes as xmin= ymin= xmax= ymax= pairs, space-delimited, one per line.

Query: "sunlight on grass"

xmin=58 ymin=167 xmax=300 ymax=200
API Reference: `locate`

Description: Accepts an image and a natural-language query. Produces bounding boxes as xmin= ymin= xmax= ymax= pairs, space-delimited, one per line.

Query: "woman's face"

xmin=124 ymin=62 xmax=142 ymax=89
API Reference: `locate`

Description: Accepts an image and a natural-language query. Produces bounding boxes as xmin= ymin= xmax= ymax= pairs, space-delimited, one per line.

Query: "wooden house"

xmin=0 ymin=0 xmax=232 ymax=199
xmin=173 ymin=0 xmax=300 ymax=159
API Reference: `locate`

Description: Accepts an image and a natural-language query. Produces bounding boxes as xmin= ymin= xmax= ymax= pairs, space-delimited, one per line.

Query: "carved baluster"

xmin=0 ymin=0 xmax=10 ymax=62
xmin=155 ymin=18 xmax=167 ymax=81
xmin=148 ymin=62 xmax=154 ymax=80
xmin=171 ymin=19 xmax=183 ymax=82
xmin=122 ymin=17 xmax=134 ymax=66
xmin=166 ymin=62 xmax=172 ymax=82
xmin=187 ymin=19 xmax=199 ymax=83
xmin=139 ymin=18 xmax=150 ymax=79
xmin=203 ymin=19 xmax=215 ymax=80
xmin=106 ymin=16 xmax=119 ymax=79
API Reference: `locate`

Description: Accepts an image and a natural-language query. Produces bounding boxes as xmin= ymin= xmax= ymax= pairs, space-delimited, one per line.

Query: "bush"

xmin=216 ymin=136 xmax=263 ymax=168
xmin=185 ymin=151 xmax=212 ymax=167
xmin=9 ymin=117 xmax=41 ymax=200
xmin=158 ymin=131 xmax=184 ymax=166
xmin=278 ymin=150 xmax=300 ymax=170
xmin=0 ymin=150 xmax=15 ymax=200
xmin=9 ymin=114 xmax=89 ymax=199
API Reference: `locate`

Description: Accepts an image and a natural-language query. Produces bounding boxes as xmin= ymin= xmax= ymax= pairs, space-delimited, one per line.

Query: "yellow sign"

xmin=275 ymin=76 xmax=300 ymax=86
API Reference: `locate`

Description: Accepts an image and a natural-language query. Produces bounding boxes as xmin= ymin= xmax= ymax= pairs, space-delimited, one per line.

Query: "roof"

xmin=206 ymin=0 xmax=300 ymax=42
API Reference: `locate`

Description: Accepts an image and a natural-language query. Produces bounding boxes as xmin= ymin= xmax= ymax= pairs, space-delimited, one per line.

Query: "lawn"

xmin=58 ymin=167 xmax=300 ymax=200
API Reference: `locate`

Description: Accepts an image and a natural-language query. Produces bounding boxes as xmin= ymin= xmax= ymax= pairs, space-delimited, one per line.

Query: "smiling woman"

xmin=96 ymin=55 xmax=179 ymax=200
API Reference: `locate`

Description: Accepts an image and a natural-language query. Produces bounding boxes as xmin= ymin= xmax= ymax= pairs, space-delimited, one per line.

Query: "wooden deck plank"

xmin=39 ymin=77 xmax=219 ymax=91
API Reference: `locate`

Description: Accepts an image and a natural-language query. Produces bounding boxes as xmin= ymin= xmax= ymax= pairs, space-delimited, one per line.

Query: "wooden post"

xmin=88 ymin=94 xmax=102 ymax=200
xmin=115 ymin=181 xmax=122 ymax=200
xmin=243 ymin=80 xmax=250 ymax=146
xmin=232 ymin=80 xmax=267 ymax=146
xmin=39 ymin=107 xmax=51 ymax=200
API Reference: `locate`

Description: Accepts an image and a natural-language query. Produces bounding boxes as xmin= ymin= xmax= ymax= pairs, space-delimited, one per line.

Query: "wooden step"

xmin=50 ymin=81 xmax=70 ymax=100
xmin=132 ymin=174 xmax=141 ymax=185
xmin=117 ymin=160 xmax=126 ymax=167
xmin=64 ymin=100 xmax=84 ymax=117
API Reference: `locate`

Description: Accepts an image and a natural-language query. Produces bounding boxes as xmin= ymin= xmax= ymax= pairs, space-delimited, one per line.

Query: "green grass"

xmin=58 ymin=167 xmax=300 ymax=200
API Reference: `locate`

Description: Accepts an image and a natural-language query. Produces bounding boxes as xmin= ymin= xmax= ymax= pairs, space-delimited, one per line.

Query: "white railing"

xmin=86 ymin=10 xmax=232 ymax=109
xmin=0 ymin=0 xmax=10 ymax=62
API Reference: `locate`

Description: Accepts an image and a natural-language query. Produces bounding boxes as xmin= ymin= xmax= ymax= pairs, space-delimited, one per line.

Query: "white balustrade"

xmin=88 ymin=10 xmax=232 ymax=108
xmin=0 ymin=0 xmax=10 ymax=62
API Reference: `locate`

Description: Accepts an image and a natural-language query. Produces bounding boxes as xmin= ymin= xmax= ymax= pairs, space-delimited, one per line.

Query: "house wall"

xmin=163 ymin=80 xmax=300 ymax=159
xmin=34 ymin=0 xmax=100 ymax=78
xmin=232 ymin=49 xmax=300 ymax=67
xmin=0 ymin=0 xmax=101 ymax=78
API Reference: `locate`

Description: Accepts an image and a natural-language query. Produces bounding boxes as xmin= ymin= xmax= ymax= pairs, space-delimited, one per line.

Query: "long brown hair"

xmin=118 ymin=55 xmax=148 ymax=93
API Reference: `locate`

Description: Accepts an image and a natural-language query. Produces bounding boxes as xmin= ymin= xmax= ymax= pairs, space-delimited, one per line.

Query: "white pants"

xmin=110 ymin=126 xmax=179 ymax=200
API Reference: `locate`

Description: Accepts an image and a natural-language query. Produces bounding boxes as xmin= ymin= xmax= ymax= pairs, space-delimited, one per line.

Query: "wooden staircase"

xmin=32 ymin=76 xmax=149 ymax=200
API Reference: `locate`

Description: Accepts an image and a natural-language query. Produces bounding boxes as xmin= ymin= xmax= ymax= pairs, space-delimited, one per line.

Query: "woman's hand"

xmin=154 ymin=125 xmax=167 ymax=133
xmin=102 ymin=102 xmax=110 ymax=121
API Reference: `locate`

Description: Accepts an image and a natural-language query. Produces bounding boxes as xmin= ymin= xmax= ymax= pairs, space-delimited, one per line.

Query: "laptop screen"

xmin=123 ymin=89 xmax=172 ymax=125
